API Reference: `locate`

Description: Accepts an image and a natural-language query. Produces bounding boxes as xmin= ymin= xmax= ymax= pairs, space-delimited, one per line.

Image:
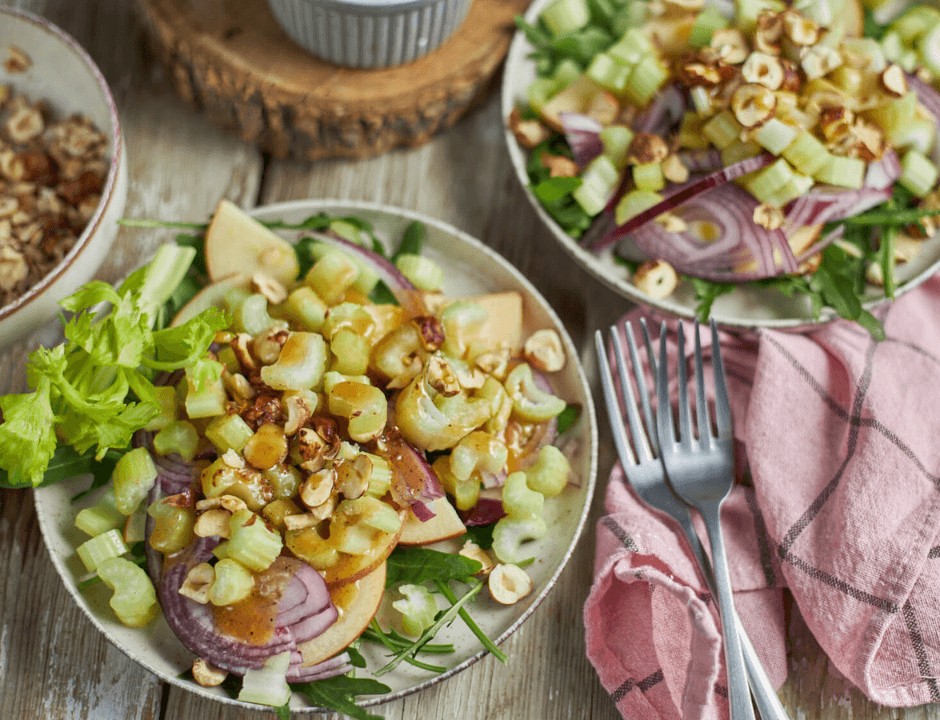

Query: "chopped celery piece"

xmin=689 ymin=6 xmax=729 ymax=48
xmin=893 ymin=6 xmax=940 ymax=44
xmin=678 ymin=112 xmax=710 ymax=150
xmin=363 ymin=453 xmax=392 ymax=497
xmin=147 ymin=498 xmax=196 ymax=554
xmin=205 ymin=413 xmax=254 ymax=453
xmin=689 ymin=86 xmax=712 ymax=115
xmin=553 ymin=59 xmax=582 ymax=88
xmin=919 ymin=24 xmax=940 ymax=75
xmin=632 ymin=162 xmax=665 ymax=192
xmin=76 ymin=529 xmax=128 ymax=572
xmin=393 ymin=584 xmax=439 ymax=636
xmin=586 ymin=53 xmax=632 ymax=93
xmin=153 ymin=420 xmax=199 ymax=462
xmin=754 ymin=118 xmax=798 ymax=156
xmin=328 ymin=382 xmax=387 ymax=442
xmin=763 ymin=172 xmax=814 ymax=207
xmin=600 ymin=125 xmax=634 ymax=168
xmin=228 ymin=510 xmax=283 ymax=572
xmin=735 ymin=0 xmax=785 ymax=33
xmin=217 ymin=345 xmax=239 ymax=373
xmin=260 ymin=332 xmax=328 ymax=391
xmin=541 ymin=0 xmax=590 ymax=35
xmin=492 ymin=515 xmax=548 ymax=565
xmin=702 ymin=111 xmax=742 ymax=150
xmin=97 ymin=557 xmax=158 ymax=627
xmin=608 ymin=28 xmax=653 ymax=65
xmin=899 ymin=150 xmax=939 ymax=197
xmin=284 ymin=286 xmax=328 ymax=332
xmin=306 ymin=251 xmax=360 ymax=305
xmin=394 ymin=253 xmax=444 ymax=292
xmin=720 ymin=141 xmax=762 ymax=166
xmin=322 ymin=370 xmax=371 ymax=394
xmin=782 ymin=131 xmax=830 ymax=176
xmin=891 ymin=116 xmax=937 ymax=154
xmin=184 ymin=362 xmax=227 ymax=419
xmin=239 ymin=651 xmax=291 ymax=707
xmin=233 ymin=293 xmax=275 ymax=336
xmin=75 ymin=493 xmax=124 ymax=537
xmin=209 ymin=558 xmax=255 ymax=606
xmin=573 ymin=154 xmax=620 ymax=216
xmin=793 ymin=0 xmax=833 ymax=27
xmin=264 ymin=464 xmax=303 ymax=499
xmin=262 ymin=497 xmax=303 ymax=529
xmin=623 ymin=56 xmax=668 ymax=107
xmin=433 ymin=455 xmax=479 ymax=511
xmin=867 ymin=92 xmax=917 ymax=143
xmin=143 ymin=385 xmax=178 ymax=432
xmin=527 ymin=77 xmax=561 ymax=113
xmin=113 ymin=447 xmax=158 ymax=515
xmin=525 ymin=446 xmax=571 ymax=498
xmin=830 ymin=66 xmax=863 ymax=96
xmin=341 ymin=496 xmax=402 ymax=533
xmin=505 ymin=363 xmax=567 ymax=422
xmin=745 ymin=159 xmax=795 ymax=202
xmin=303 ymin=242 xmax=380 ymax=296
xmin=615 ymin=190 xmax=663 ymax=225
xmin=814 ymin=155 xmax=866 ymax=189
xmin=330 ymin=329 xmax=370 ymax=375
xmin=502 ymin=471 xmax=545 ymax=520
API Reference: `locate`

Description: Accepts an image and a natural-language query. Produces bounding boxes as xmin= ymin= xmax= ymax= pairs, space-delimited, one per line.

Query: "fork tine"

xmin=675 ymin=323 xmax=693 ymax=447
xmin=624 ymin=322 xmax=657 ymax=455
xmin=610 ymin=325 xmax=655 ymax=463
xmin=710 ymin=319 xmax=733 ymax=436
xmin=692 ymin=322 xmax=713 ymax=444
xmin=594 ymin=331 xmax=638 ymax=468
xmin=656 ymin=322 xmax=676 ymax=450
xmin=639 ymin=318 xmax=657 ymax=378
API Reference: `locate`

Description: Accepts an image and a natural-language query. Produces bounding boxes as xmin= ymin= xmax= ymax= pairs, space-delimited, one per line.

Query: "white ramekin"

xmin=267 ymin=0 xmax=473 ymax=69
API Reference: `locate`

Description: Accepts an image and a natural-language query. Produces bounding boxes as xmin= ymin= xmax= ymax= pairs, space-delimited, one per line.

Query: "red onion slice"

xmin=590 ymin=153 xmax=775 ymax=252
xmin=461 ymin=498 xmax=506 ymax=527
xmin=632 ymin=84 xmax=686 ymax=135
xmin=559 ymin=112 xmax=603 ymax=168
xmin=908 ymin=74 xmax=940 ymax=123
xmin=410 ymin=501 xmax=436 ymax=522
xmin=677 ymin=148 xmax=724 ymax=175
xmin=379 ymin=430 xmax=444 ymax=510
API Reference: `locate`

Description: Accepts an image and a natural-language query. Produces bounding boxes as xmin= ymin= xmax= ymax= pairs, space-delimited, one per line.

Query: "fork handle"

xmin=700 ymin=501 xmax=755 ymax=720
xmin=676 ymin=515 xmax=791 ymax=720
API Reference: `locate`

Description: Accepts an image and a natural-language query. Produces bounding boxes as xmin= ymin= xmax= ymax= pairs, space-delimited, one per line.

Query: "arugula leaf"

xmin=393 ymin=221 xmax=426 ymax=262
xmin=385 ymin=546 xmax=482 ymax=588
xmin=67 ymin=448 xmax=123 ymax=500
xmin=290 ymin=676 xmax=390 ymax=720
xmin=294 ymin=236 xmax=320 ymax=277
xmin=346 ymin=643 xmax=368 ymax=669
xmin=550 ymin=26 xmax=613 ymax=66
xmin=363 ymin=621 xmax=449 ymax=673
xmin=363 ymin=622 xmax=455 ymax=655
xmin=556 ymin=403 xmax=581 ymax=435
xmin=863 ymin=8 xmax=887 ymax=40
xmin=533 ymin=177 xmax=582 ymax=204
xmin=462 ymin=523 xmax=496 ymax=550
xmin=841 ymin=206 xmax=940 ymax=227
xmin=369 ymin=281 xmax=399 ymax=306
xmin=691 ymin=279 xmax=735 ymax=322
xmin=434 ymin=580 xmax=507 ymax=664
xmin=274 ymin=703 xmax=291 ymax=720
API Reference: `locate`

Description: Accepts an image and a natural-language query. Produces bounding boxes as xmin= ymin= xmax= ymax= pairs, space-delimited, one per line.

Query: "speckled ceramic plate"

xmin=33 ymin=199 xmax=598 ymax=713
xmin=501 ymin=0 xmax=940 ymax=332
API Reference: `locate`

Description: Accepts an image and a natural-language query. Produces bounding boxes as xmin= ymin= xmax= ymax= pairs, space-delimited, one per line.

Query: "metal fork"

xmin=595 ymin=321 xmax=789 ymax=720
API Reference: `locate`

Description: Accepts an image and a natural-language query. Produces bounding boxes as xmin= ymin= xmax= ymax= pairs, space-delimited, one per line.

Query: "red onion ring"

xmin=559 ymin=112 xmax=604 ymax=168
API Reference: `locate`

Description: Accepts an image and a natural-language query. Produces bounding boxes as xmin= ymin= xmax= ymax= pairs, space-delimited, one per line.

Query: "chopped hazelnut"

xmin=753 ymin=203 xmax=785 ymax=230
xmin=427 ymin=355 xmax=461 ymax=397
xmin=541 ymin=153 xmax=578 ymax=178
xmin=710 ymin=28 xmax=749 ymax=65
xmin=741 ymin=52 xmax=784 ymax=90
xmin=677 ymin=62 xmax=724 ymax=87
xmin=627 ymin=133 xmax=669 ymax=164
xmin=782 ymin=10 xmax=819 ymax=46
xmin=460 ymin=540 xmax=496 ymax=576
xmin=192 ymin=659 xmax=227 ymax=688
xmin=633 ymin=260 xmax=679 ymax=299
xmin=754 ymin=10 xmax=784 ymax=55
xmin=662 ymin=154 xmax=689 ymax=184
xmin=301 ymin=467 xmax=336 ymax=509
xmin=731 ymin=83 xmax=777 ymax=127
xmin=800 ymin=45 xmax=843 ymax=81
xmin=179 ymin=563 xmax=215 ymax=605
xmin=194 ymin=508 xmax=232 ymax=539
xmin=881 ymin=64 xmax=908 ymax=97
xmin=5 ymin=106 xmax=44 ymax=144
xmin=523 ymin=329 xmax=566 ymax=373
xmin=488 ymin=564 xmax=534 ymax=605
xmin=508 ymin=107 xmax=551 ymax=149
xmin=654 ymin=212 xmax=688 ymax=233
xmin=251 ymin=272 xmax=287 ymax=305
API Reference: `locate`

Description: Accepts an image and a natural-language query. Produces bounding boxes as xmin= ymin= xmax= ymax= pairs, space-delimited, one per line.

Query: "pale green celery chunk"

xmin=393 ymin=584 xmax=439 ymax=636
xmin=227 ymin=510 xmax=283 ymax=572
xmin=586 ymin=54 xmax=632 ymax=93
xmin=233 ymin=294 xmax=275 ymax=336
xmin=330 ymin=329 xmax=370 ymax=376
xmin=209 ymin=558 xmax=255 ymax=606
xmin=184 ymin=362 xmax=227 ymax=419
xmin=607 ymin=28 xmax=653 ymax=65
xmin=720 ymin=141 xmax=762 ymax=167
xmin=238 ymin=651 xmax=291 ymax=707
xmin=623 ymin=56 xmax=668 ymax=107
xmin=899 ymin=150 xmax=939 ymax=198
xmin=505 ymin=363 xmax=566 ymax=422
xmin=600 ymin=125 xmax=635 ymax=169
xmin=754 ymin=118 xmax=798 ymax=156
xmin=492 ymin=515 xmax=548 ymax=565
xmin=147 ymin=499 xmax=196 ymax=554
xmin=363 ymin=453 xmax=392 ymax=497
xmin=573 ymin=155 xmax=620 ymax=216
xmin=341 ymin=496 xmax=402 ymax=534
xmin=745 ymin=159 xmax=795 ymax=202
xmin=615 ymin=190 xmax=662 ymax=226
xmin=525 ymin=446 xmax=571 ymax=498
xmin=322 ymin=370 xmax=371 ymax=394
xmin=689 ymin=6 xmax=728 ymax=48
xmin=284 ymin=286 xmax=328 ymax=332
xmin=205 ymin=414 xmax=255 ymax=453
xmin=77 ymin=529 xmax=128 ymax=572
xmin=395 ymin=254 xmax=444 ymax=292
xmin=143 ymin=385 xmax=178 ymax=432
xmin=502 ymin=471 xmax=545 ymax=520
xmin=782 ymin=131 xmax=830 ymax=176
xmin=113 ymin=447 xmax=158 ymax=515
xmin=306 ymin=250 xmax=360 ymax=304
xmin=633 ymin=162 xmax=665 ymax=193
xmin=702 ymin=111 xmax=742 ymax=150
xmin=75 ymin=492 xmax=124 ymax=537
xmin=153 ymin=420 xmax=199 ymax=461
xmin=260 ymin=332 xmax=328 ymax=391
xmin=540 ymin=0 xmax=589 ymax=35
xmin=814 ymin=155 xmax=866 ymax=189
xmin=97 ymin=556 xmax=158 ymax=628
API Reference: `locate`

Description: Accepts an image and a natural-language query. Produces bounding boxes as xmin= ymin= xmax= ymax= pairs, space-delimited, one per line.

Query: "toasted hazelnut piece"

xmin=655 ymin=212 xmax=688 ymax=233
xmin=800 ymin=45 xmax=842 ymax=81
xmin=799 ymin=252 xmax=822 ymax=274
xmin=336 ymin=454 xmax=372 ymax=500
xmin=460 ymin=540 xmax=496 ymax=576
xmin=222 ymin=369 xmax=256 ymax=402
xmin=179 ymin=563 xmax=215 ymax=604
xmin=541 ymin=153 xmax=578 ymax=178
xmin=782 ymin=10 xmax=819 ymax=46
xmin=849 ymin=120 xmax=885 ymax=161
xmin=508 ymin=107 xmax=551 ymax=149
xmin=301 ymin=467 xmax=336 ymax=509
xmin=474 ymin=346 xmax=511 ymax=380
xmin=454 ymin=363 xmax=487 ymax=390
xmin=0 ymin=196 xmax=17 ymax=219
xmin=283 ymin=394 xmax=315 ymax=435
xmin=413 ymin=315 xmax=445 ymax=351
xmin=231 ymin=333 xmax=258 ymax=373
xmin=819 ymin=106 xmax=854 ymax=145
xmin=710 ymin=28 xmax=749 ymax=65
xmin=0 ymin=149 xmax=24 ymax=181
xmin=251 ymin=272 xmax=288 ymax=305
xmin=192 ymin=658 xmax=227 ymax=687
xmin=308 ymin=495 xmax=339 ymax=521
xmin=585 ymin=90 xmax=620 ymax=126
xmin=741 ymin=52 xmax=784 ymax=91
xmin=196 ymin=495 xmax=249 ymax=514
xmin=427 ymin=355 xmax=461 ymax=397
xmin=252 ymin=327 xmax=289 ymax=366
xmin=221 ymin=448 xmax=245 ymax=469
xmin=633 ymin=260 xmax=679 ymax=299
xmin=678 ymin=62 xmax=724 ymax=87
xmin=385 ymin=355 xmax=424 ymax=390
xmin=524 ymin=329 xmax=566 ymax=373
xmin=489 ymin=563 xmax=534 ymax=605
xmin=753 ymin=203 xmax=785 ymax=230
xmin=661 ymin=155 xmax=689 ymax=184
xmin=881 ymin=64 xmax=908 ymax=97
xmin=754 ymin=10 xmax=784 ymax=55
xmin=5 ymin=106 xmax=44 ymax=144
xmin=194 ymin=508 xmax=233 ymax=538
xmin=283 ymin=512 xmax=320 ymax=531
xmin=0 ymin=245 xmax=26 ymax=291
xmin=628 ymin=133 xmax=669 ymax=165
xmin=779 ymin=59 xmax=802 ymax=93
xmin=731 ymin=83 xmax=777 ymax=127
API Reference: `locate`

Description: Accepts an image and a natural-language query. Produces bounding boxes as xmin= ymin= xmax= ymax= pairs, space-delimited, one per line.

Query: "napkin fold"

xmin=585 ymin=275 xmax=940 ymax=718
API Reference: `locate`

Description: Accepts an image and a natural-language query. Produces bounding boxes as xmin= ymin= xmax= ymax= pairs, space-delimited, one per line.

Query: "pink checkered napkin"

xmin=585 ymin=275 xmax=940 ymax=719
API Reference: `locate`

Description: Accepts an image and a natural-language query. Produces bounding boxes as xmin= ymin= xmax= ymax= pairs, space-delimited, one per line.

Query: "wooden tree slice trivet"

xmin=137 ymin=0 xmax=529 ymax=161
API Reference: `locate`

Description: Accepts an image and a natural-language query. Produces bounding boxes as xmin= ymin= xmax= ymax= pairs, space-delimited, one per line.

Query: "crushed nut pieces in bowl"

xmin=0 ymin=7 xmax=127 ymax=348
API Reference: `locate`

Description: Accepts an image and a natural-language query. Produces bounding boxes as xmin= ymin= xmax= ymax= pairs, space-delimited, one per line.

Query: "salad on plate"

xmin=510 ymin=0 xmax=940 ymax=333
xmin=0 ymin=200 xmax=585 ymax=718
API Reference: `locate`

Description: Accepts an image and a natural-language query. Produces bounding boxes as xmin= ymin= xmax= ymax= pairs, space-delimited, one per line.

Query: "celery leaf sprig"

xmin=0 ymin=244 xmax=227 ymax=489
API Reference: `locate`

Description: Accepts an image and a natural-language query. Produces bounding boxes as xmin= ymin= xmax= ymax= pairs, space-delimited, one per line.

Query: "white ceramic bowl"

xmin=267 ymin=0 xmax=473 ymax=68
xmin=34 ymin=199 xmax=598 ymax=713
xmin=0 ymin=8 xmax=127 ymax=348
xmin=502 ymin=0 xmax=940 ymax=332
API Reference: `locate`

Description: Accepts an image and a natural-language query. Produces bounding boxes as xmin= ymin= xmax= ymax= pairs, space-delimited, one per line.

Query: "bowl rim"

xmin=0 ymin=7 xmax=124 ymax=324
xmin=267 ymin=0 xmax=464 ymax=15
xmin=499 ymin=0 xmax=940 ymax=333
xmin=33 ymin=198 xmax=600 ymax=713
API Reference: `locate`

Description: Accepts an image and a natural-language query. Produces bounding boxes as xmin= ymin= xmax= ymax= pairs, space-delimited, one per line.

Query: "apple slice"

xmin=321 ymin=517 xmax=405 ymax=588
xmin=170 ymin=273 xmax=248 ymax=327
xmin=424 ymin=291 xmax=524 ymax=351
xmin=204 ymin=199 xmax=299 ymax=286
xmin=298 ymin=563 xmax=386 ymax=667
xmin=398 ymin=496 xmax=467 ymax=546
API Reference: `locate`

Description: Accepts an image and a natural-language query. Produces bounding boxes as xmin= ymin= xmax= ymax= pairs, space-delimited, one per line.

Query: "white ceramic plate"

xmin=501 ymin=0 xmax=940 ymax=331
xmin=33 ymin=199 xmax=598 ymax=713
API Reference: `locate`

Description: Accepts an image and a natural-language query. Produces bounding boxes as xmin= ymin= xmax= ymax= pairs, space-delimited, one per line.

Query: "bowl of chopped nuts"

xmin=0 ymin=7 xmax=127 ymax=347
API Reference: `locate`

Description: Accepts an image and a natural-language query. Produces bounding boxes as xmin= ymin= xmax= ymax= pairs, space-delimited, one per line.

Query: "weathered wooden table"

xmin=0 ymin=1 xmax=936 ymax=718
